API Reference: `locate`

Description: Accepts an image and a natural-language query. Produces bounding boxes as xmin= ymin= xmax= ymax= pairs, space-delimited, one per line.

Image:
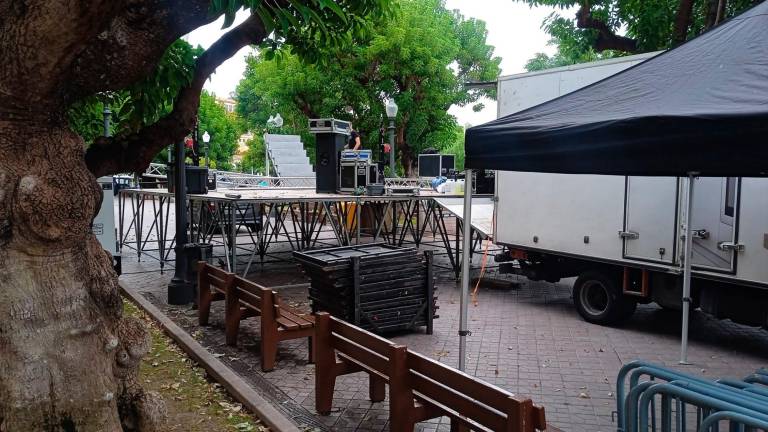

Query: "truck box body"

xmin=493 ymin=53 xmax=768 ymax=298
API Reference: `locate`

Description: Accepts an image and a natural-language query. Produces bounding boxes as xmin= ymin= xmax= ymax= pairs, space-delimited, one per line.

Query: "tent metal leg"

xmin=680 ymin=172 xmax=697 ymax=365
xmin=459 ymin=169 xmax=473 ymax=372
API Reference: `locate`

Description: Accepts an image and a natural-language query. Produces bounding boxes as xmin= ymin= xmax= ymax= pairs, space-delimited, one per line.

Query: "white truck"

xmin=492 ymin=53 xmax=768 ymax=327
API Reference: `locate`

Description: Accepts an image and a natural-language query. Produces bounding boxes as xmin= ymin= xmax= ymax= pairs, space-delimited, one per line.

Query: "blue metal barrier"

xmin=699 ymin=411 xmax=768 ymax=432
xmin=617 ymin=362 xmax=768 ymax=432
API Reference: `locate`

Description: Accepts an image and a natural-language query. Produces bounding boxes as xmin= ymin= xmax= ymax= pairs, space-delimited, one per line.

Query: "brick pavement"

xmin=120 ymin=241 xmax=768 ymax=432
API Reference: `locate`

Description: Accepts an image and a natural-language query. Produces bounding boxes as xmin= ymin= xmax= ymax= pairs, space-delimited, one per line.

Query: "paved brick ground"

xmin=116 ymin=199 xmax=768 ymax=431
xmin=120 ymin=243 xmax=768 ymax=432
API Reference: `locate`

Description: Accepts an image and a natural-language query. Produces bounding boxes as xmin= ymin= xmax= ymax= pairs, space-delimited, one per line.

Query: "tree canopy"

xmin=235 ymin=0 xmax=501 ymax=175
xmin=198 ymin=91 xmax=243 ymax=170
xmin=520 ymin=0 xmax=759 ymax=71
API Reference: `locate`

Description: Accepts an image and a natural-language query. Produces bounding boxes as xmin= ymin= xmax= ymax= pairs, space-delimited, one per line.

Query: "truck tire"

xmin=573 ymin=271 xmax=636 ymax=325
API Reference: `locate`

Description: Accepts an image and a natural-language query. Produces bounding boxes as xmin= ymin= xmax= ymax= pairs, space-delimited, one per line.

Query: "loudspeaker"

xmin=418 ymin=154 xmax=455 ymax=178
xmin=315 ymin=133 xmax=347 ymax=193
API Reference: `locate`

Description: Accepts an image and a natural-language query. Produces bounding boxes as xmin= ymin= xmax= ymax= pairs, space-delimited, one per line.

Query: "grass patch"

xmin=124 ymin=300 xmax=268 ymax=432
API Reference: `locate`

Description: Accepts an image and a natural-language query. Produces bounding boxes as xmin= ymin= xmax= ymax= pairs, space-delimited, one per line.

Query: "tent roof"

xmin=465 ymin=1 xmax=768 ymax=177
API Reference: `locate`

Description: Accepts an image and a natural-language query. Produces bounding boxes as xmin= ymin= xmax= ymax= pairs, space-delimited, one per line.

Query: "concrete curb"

xmin=119 ymin=282 xmax=301 ymax=432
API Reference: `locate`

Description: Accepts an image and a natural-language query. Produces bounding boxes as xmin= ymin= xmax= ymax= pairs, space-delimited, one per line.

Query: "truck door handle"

xmin=692 ymin=229 xmax=710 ymax=240
xmin=618 ymin=230 xmax=639 ymax=239
xmin=718 ymin=242 xmax=745 ymax=252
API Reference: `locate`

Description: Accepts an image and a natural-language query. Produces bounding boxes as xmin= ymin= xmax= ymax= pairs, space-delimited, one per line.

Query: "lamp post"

xmin=167 ymin=139 xmax=192 ymax=304
xmin=192 ymin=119 xmax=200 ymax=166
xmin=385 ymin=99 xmax=398 ymax=177
xmin=102 ymin=104 xmax=111 ymax=137
xmin=202 ymin=131 xmax=210 ymax=168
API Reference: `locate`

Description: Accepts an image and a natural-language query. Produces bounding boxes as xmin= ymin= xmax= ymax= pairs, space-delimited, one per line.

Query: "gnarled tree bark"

xmin=0 ymin=2 xmax=266 ymax=430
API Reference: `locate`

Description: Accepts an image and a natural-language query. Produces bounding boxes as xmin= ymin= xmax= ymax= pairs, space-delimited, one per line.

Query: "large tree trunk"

xmin=0 ymin=120 xmax=163 ymax=431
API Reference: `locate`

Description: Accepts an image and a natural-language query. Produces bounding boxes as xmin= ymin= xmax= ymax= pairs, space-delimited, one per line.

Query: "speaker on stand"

xmin=309 ymin=119 xmax=351 ymax=193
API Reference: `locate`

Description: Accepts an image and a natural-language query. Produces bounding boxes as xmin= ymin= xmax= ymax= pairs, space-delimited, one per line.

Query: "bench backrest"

xmin=407 ymin=351 xmax=546 ymax=431
xmin=230 ymin=276 xmax=271 ymax=315
xmin=316 ymin=313 xmax=401 ymax=379
xmin=198 ymin=262 xmax=234 ymax=293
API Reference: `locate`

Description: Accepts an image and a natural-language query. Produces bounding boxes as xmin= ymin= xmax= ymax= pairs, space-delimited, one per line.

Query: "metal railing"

xmin=617 ymin=361 xmax=768 ymax=432
xmin=216 ymin=173 xmax=315 ymax=189
xmin=384 ymin=177 xmax=432 ymax=189
xmin=145 ymin=162 xmax=167 ymax=178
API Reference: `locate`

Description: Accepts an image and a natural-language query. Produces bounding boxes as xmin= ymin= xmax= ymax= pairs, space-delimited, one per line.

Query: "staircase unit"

xmin=264 ymin=134 xmax=315 ymax=178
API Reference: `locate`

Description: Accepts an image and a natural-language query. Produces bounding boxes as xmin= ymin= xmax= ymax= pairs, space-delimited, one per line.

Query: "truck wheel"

xmin=573 ymin=271 xmax=636 ymax=325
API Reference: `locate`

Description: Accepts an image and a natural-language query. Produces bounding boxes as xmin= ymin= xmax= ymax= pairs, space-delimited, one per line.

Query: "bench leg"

xmin=389 ymin=412 xmax=415 ymax=432
xmin=224 ymin=297 xmax=241 ymax=346
xmin=369 ymin=374 xmax=385 ymax=402
xmin=261 ymin=331 xmax=278 ymax=372
xmin=449 ymin=418 xmax=471 ymax=432
xmin=198 ymin=286 xmax=212 ymax=326
xmin=307 ymin=336 xmax=315 ymax=364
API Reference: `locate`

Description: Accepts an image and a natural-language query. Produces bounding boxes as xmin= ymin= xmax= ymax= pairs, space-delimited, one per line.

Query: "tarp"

xmin=465 ymin=1 xmax=768 ymax=177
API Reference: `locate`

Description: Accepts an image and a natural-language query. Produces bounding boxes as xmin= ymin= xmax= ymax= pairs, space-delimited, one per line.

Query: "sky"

xmin=185 ymin=1 xmax=563 ymax=127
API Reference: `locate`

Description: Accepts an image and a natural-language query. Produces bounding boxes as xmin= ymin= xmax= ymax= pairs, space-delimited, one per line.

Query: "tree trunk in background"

xmin=396 ymin=123 xmax=415 ymax=177
xmin=672 ymin=0 xmax=696 ymax=45
xmin=0 ymin=120 xmax=164 ymax=430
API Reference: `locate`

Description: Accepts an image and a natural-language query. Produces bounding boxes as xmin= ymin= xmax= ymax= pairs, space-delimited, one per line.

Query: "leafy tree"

xmin=441 ymin=124 xmax=468 ymax=171
xmin=236 ymin=0 xmax=501 ymax=176
xmin=239 ymin=135 xmax=267 ymax=174
xmin=0 ymin=1 xmax=391 ymax=429
xmin=198 ymin=90 xmax=243 ymax=170
xmin=68 ymin=40 xmax=203 ymax=144
xmin=521 ymin=0 xmax=758 ymax=71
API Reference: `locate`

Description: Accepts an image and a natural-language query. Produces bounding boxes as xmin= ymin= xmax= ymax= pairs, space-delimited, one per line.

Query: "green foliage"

xmin=520 ymin=0 xmax=756 ymax=72
xmin=441 ymin=125 xmax=466 ymax=171
xmin=198 ymin=91 xmax=243 ymax=171
xmin=238 ymin=136 xmax=266 ymax=174
xmin=236 ymin=0 xmax=501 ymax=173
xmin=68 ymin=40 xmax=202 ymax=146
xmin=209 ymin=0 xmax=395 ymax=64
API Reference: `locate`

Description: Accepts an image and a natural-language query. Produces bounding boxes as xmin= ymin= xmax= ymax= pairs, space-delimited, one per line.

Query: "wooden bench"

xmin=198 ymin=263 xmax=234 ymax=326
xmin=314 ymin=312 xmax=548 ymax=431
xmin=198 ymin=263 xmax=315 ymax=371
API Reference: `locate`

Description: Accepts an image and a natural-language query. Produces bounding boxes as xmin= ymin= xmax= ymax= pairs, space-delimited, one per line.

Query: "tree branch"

xmin=85 ymin=14 xmax=267 ymax=177
xmin=64 ymin=0 xmax=216 ymax=104
xmin=575 ymin=4 xmax=638 ymax=52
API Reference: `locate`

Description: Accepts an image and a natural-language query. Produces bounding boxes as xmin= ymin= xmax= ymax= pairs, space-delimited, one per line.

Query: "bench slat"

xmin=278 ymin=308 xmax=314 ymax=329
xmin=408 ymin=351 xmax=522 ymax=413
xmin=331 ymin=334 xmax=389 ymax=375
xmin=329 ymin=317 xmax=394 ymax=357
xmin=276 ymin=316 xmax=300 ymax=330
xmin=410 ymin=372 xmax=507 ymax=432
xmin=234 ymin=289 xmax=263 ymax=314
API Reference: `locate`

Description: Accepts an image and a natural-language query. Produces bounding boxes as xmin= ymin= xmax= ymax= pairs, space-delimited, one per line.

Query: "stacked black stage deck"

xmin=293 ymin=244 xmax=436 ymax=334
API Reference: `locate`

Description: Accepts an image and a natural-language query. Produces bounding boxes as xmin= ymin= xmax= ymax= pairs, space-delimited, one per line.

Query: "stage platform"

xmin=118 ymin=187 xmax=496 ymax=278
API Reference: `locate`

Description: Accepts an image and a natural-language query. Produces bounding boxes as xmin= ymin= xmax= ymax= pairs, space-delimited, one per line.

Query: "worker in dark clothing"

xmin=348 ymin=129 xmax=361 ymax=150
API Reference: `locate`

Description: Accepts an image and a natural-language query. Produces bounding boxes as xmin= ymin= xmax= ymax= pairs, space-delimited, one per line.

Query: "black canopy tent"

xmin=459 ymin=1 xmax=768 ymax=365
xmin=465 ymin=0 xmax=768 ymax=177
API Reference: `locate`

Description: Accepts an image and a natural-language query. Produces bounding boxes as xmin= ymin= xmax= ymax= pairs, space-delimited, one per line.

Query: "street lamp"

xmin=167 ymin=137 xmax=192 ymax=305
xmin=202 ymin=131 xmax=210 ymax=168
xmin=385 ymin=99 xmax=398 ymax=177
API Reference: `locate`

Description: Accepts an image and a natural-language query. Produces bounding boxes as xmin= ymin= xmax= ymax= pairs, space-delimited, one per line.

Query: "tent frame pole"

xmin=459 ymin=169 xmax=473 ymax=372
xmin=679 ymin=172 xmax=698 ymax=365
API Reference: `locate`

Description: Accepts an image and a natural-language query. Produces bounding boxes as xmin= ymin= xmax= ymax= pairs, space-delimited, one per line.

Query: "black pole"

xmin=192 ymin=119 xmax=201 ymax=166
xmin=388 ymin=119 xmax=396 ymax=177
xmin=168 ymin=140 xmax=192 ymax=304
